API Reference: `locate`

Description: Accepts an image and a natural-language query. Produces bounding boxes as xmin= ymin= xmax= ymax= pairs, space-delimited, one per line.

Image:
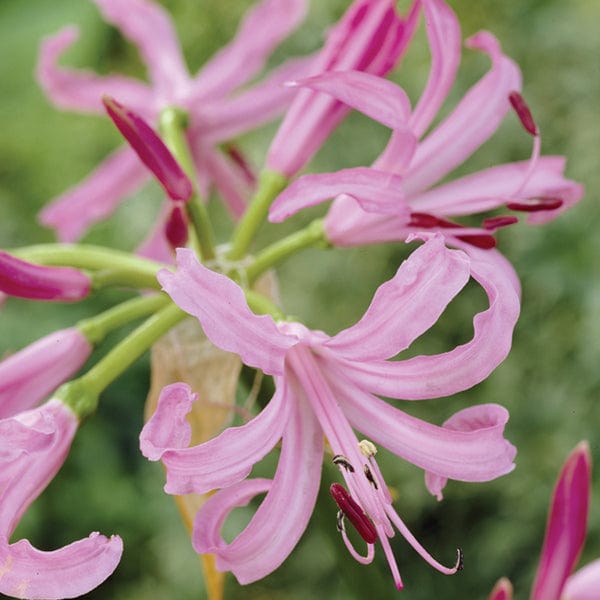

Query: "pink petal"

xmin=136 ymin=204 xmax=176 ymax=264
xmin=103 ymin=96 xmax=193 ymax=201
xmin=335 ymin=245 xmax=520 ymax=399
xmin=158 ymin=249 xmax=296 ymax=375
xmin=531 ymin=442 xmax=591 ymax=600
xmin=286 ymin=70 xmax=412 ymax=129
xmin=488 ymin=578 xmax=514 ymax=600
xmin=191 ymin=0 xmax=308 ymax=100
xmin=563 ymin=559 xmax=600 ymax=600
xmin=93 ymin=0 xmax=189 ymax=98
xmin=0 ymin=534 xmax=122 ymax=600
xmin=192 ymin=389 xmax=323 ymax=584
xmin=324 ymin=235 xmax=470 ymax=361
xmin=140 ymin=381 xmax=290 ymax=495
xmin=403 ymin=31 xmax=522 ymax=195
xmin=0 ymin=330 xmax=92 ymax=419
xmin=36 ymin=26 xmax=152 ymax=115
xmin=269 ymin=167 xmax=410 ymax=223
xmin=408 ymin=0 xmax=461 ymax=138
xmin=38 ymin=146 xmax=149 ymax=242
xmin=0 ymin=252 xmax=91 ymax=302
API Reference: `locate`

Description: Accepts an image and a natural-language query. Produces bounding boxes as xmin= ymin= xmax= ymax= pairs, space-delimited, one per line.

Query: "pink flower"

xmin=0 ymin=329 xmax=92 ymax=419
xmin=0 ymin=400 xmax=122 ymax=599
xmin=37 ymin=0 xmax=309 ymax=242
xmin=488 ymin=442 xmax=600 ymax=600
xmin=0 ymin=252 xmax=90 ymax=302
xmin=269 ymin=0 xmax=583 ymax=247
xmin=266 ymin=0 xmax=420 ymax=177
xmin=141 ymin=235 xmax=518 ymax=588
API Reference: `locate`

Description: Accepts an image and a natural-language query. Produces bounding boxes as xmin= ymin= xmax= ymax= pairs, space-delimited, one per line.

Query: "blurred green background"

xmin=1 ymin=0 xmax=599 ymax=598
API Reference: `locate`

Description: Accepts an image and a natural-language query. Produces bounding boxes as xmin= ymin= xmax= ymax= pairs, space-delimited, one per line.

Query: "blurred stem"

xmin=245 ymin=289 xmax=285 ymax=320
xmin=227 ymin=169 xmax=288 ymax=261
xmin=160 ymin=107 xmax=215 ymax=261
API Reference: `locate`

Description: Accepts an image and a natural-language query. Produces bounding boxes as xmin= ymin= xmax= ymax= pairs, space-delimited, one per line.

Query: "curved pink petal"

xmin=0 ymin=534 xmax=122 ymax=600
xmin=141 ymin=381 xmax=290 ymax=495
xmin=0 ymin=330 xmax=92 ymax=419
xmin=192 ymin=389 xmax=323 ymax=584
xmin=403 ymin=31 xmax=522 ymax=195
xmin=408 ymin=0 xmax=461 ymax=138
xmin=531 ymin=442 xmax=591 ymax=600
xmin=136 ymin=204 xmax=175 ymax=264
xmin=191 ymin=0 xmax=308 ymax=100
xmin=324 ymin=235 xmax=470 ymax=361
xmin=158 ymin=249 xmax=296 ymax=375
xmin=38 ymin=147 xmax=149 ymax=242
xmin=563 ymin=559 xmax=600 ymax=600
xmin=488 ymin=578 xmax=514 ymax=600
xmin=286 ymin=70 xmax=412 ymax=129
xmin=334 ymin=246 xmax=520 ymax=399
xmin=0 ymin=253 xmax=91 ymax=302
xmin=270 ymin=167 xmax=409 ymax=223
xmin=36 ymin=26 xmax=152 ymax=115
xmin=334 ymin=376 xmax=515 ymax=482
xmin=93 ymin=0 xmax=189 ymax=97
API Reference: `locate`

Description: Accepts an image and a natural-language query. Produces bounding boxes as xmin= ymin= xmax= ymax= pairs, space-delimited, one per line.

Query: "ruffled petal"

xmin=270 ymin=167 xmax=409 ymax=223
xmin=324 ymin=235 xmax=470 ymax=361
xmin=191 ymin=0 xmax=308 ymax=100
xmin=403 ymin=31 xmax=522 ymax=195
xmin=140 ymin=381 xmax=290 ymax=495
xmin=93 ymin=0 xmax=189 ymax=98
xmin=563 ymin=559 xmax=600 ymax=600
xmin=0 ymin=534 xmax=122 ymax=600
xmin=531 ymin=442 xmax=591 ymax=600
xmin=36 ymin=26 xmax=153 ymax=115
xmin=38 ymin=147 xmax=149 ymax=242
xmin=192 ymin=388 xmax=323 ymax=583
xmin=334 ymin=246 xmax=520 ymax=399
xmin=158 ymin=249 xmax=296 ymax=375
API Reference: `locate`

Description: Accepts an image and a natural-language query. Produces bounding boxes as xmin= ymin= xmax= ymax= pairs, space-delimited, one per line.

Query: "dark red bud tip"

xmin=165 ymin=204 xmax=189 ymax=249
xmin=102 ymin=96 xmax=193 ymax=202
xmin=507 ymin=197 xmax=564 ymax=212
xmin=483 ymin=215 xmax=519 ymax=230
xmin=330 ymin=483 xmax=377 ymax=544
xmin=509 ymin=91 xmax=538 ymax=136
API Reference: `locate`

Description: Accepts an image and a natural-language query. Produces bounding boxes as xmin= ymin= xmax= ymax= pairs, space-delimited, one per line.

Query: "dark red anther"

xmin=330 ymin=483 xmax=378 ymax=544
xmin=509 ymin=91 xmax=538 ymax=136
xmin=409 ymin=212 xmax=461 ymax=229
xmin=165 ymin=204 xmax=189 ymax=249
xmin=456 ymin=234 xmax=496 ymax=249
xmin=483 ymin=215 xmax=519 ymax=230
xmin=225 ymin=143 xmax=257 ymax=186
xmin=507 ymin=197 xmax=563 ymax=212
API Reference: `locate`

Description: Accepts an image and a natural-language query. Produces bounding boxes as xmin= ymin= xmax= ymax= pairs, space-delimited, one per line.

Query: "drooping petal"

xmin=408 ymin=0 xmax=461 ymax=138
xmin=0 ymin=253 xmax=91 ymax=302
xmin=0 ymin=330 xmax=92 ymax=419
xmin=285 ymin=70 xmax=412 ymax=129
xmin=140 ymin=381 xmax=290 ymax=495
xmin=531 ymin=442 xmax=591 ymax=600
xmin=93 ymin=0 xmax=189 ymax=98
xmin=269 ymin=167 xmax=409 ymax=223
xmin=563 ymin=559 xmax=600 ymax=600
xmin=403 ymin=31 xmax=522 ymax=195
xmin=192 ymin=388 xmax=323 ymax=584
xmin=191 ymin=0 xmax=308 ymax=100
xmin=158 ymin=249 xmax=296 ymax=375
xmin=334 ymin=246 xmax=520 ymax=399
xmin=488 ymin=577 xmax=514 ymax=600
xmin=38 ymin=147 xmax=149 ymax=242
xmin=324 ymin=234 xmax=470 ymax=361
xmin=36 ymin=26 xmax=153 ymax=115
xmin=0 ymin=534 xmax=123 ymax=600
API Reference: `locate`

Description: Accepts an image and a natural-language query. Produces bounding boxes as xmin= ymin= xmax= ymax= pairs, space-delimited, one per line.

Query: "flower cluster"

xmin=0 ymin=0 xmax=587 ymax=598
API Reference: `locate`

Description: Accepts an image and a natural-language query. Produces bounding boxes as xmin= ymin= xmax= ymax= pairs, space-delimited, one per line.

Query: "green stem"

xmin=227 ymin=170 xmax=288 ymax=261
xmin=160 ymin=107 xmax=215 ymax=261
xmin=77 ymin=293 xmax=170 ymax=344
xmin=89 ymin=268 xmax=161 ymax=291
xmin=244 ymin=219 xmax=327 ymax=284
xmin=245 ymin=290 xmax=285 ymax=320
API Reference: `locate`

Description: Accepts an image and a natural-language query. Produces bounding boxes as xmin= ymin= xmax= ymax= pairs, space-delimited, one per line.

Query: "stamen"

xmin=363 ymin=464 xmax=379 ymax=490
xmin=336 ymin=510 xmax=345 ymax=533
xmin=455 ymin=234 xmax=496 ymax=249
xmin=455 ymin=548 xmax=464 ymax=572
xmin=507 ymin=197 xmax=564 ymax=212
xmin=509 ymin=91 xmax=538 ymax=136
xmin=333 ymin=454 xmax=355 ymax=473
xmin=482 ymin=216 xmax=518 ymax=230
xmin=165 ymin=204 xmax=189 ymax=249
xmin=358 ymin=439 xmax=378 ymax=458
xmin=224 ymin=143 xmax=256 ymax=185
xmin=330 ymin=483 xmax=378 ymax=544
